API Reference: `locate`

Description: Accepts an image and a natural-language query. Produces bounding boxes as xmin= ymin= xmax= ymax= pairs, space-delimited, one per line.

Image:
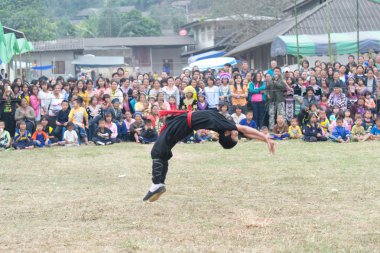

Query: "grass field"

xmin=1 ymin=141 xmax=380 ymax=252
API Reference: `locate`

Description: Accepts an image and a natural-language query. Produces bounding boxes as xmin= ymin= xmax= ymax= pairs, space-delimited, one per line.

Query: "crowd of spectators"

xmin=1 ymin=53 xmax=380 ymax=150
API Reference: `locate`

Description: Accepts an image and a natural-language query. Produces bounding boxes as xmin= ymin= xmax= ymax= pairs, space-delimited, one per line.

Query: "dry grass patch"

xmin=0 ymin=141 xmax=379 ymax=252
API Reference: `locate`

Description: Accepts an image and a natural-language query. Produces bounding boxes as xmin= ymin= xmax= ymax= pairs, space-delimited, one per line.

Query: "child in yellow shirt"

xmin=288 ymin=118 xmax=302 ymax=139
xmin=68 ymin=97 xmax=89 ymax=144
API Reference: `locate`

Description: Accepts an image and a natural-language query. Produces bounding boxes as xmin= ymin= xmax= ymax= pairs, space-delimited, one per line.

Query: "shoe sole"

xmin=148 ymin=187 xmax=166 ymax=202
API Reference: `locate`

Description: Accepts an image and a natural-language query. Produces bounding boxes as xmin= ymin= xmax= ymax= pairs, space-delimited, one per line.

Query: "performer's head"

xmin=219 ymin=130 xmax=238 ymax=149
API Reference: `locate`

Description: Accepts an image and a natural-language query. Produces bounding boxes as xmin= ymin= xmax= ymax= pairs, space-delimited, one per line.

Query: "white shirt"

xmin=47 ymin=93 xmax=64 ymax=116
xmin=231 ymin=113 xmax=246 ymax=125
xmin=64 ymin=130 xmax=78 ymax=143
xmin=204 ymin=86 xmax=220 ymax=108
xmin=38 ymin=90 xmax=52 ymax=113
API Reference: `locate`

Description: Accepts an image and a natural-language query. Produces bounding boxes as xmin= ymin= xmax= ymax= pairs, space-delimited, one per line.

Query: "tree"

xmin=0 ymin=0 xmax=74 ymax=41
xmin=78 ymin=9 xmax=161 ymax=38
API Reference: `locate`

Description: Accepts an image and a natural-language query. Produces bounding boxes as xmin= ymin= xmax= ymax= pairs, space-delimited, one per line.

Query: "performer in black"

xmin=143 ymin=110 xmax=275 ymax=202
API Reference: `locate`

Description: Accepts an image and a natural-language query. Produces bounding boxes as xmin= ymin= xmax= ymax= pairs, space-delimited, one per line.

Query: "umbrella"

xmin=189 ymin=57 xmax=237 ymax=71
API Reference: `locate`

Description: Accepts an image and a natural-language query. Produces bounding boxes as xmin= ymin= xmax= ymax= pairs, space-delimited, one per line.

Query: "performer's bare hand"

xmin=266 ymin=138 xmax=275 ymax=155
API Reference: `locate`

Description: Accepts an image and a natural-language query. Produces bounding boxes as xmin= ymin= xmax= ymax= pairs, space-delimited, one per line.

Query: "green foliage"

xmin=0 ymin=1 xmax=57 ymax=41
xmin=78 ymin=9 xmax=161 ymax=37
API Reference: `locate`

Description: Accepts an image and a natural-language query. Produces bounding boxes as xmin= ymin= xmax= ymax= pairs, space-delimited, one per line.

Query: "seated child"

xmin=261 ymin=126 xmax=271 ymax=138
xmin=168 ymin=96 xmax=177 ymax=110
xmin=138 ymin=119 xmax=158 ymax=144
xmin=63 ymin=122 xmax=79 ymax=146
xmin=93 ymin=118 xmax=114 ymax=145
xmin=219 ymin=103 xmax=231 ymax=119
xmin=12 ymin=121 xmax=34 ymax=150
xmin=370 ymin=117 xmax=380 ymax=141
xmin=303 ymin=113 xmax=328 ymax=142
xmin=32 ymin=122 xmax=51 ymax=147
xmin=365 ymin=91 xmax=376 ymax=114
xmin=41 ymin=117 xmax=59 ymax=144
xmin=330 ymin=117 xmax=351 ymax=143
xmin=239 ymin=111 xmax=257 ymax=129
xmin=111 ymin=98 xmax=127 ymax=141
xmin=362 ymin=110 xmax=375 ymax=133
xmin=54 ymin=100 xmax=70 ymax=141
xmin=68 ymin=97 xmax=89 ymax=145
xmin=343 ymin=110 xmax=353 ymax=131
xmin=197 ymin=92 xmax=208 ymax=111
xmin=195 ymin=129 xmax=211 ymax=143
xmin=0 ymin=121 xmax=11 ymax=150
xmin=351 ymin=116 xmax=369 ymax=142
xmin=329 ymin=105 xmax=340 ymax=123
xmin=288 ymin=117 xmax=302 ymax=139
xmin=318 ymin=110 xmax=330 ymax=136
xmin=130 ymin=112 xmax=145 ymax=143
xmin=318 ymin=94 xmax=329 ymax=112
xmin=123 ymin=111 xmax=136 ymax=141
xmin=231 ymin=105 xmax=246 ymax=125
xmin=104 ymin=112 xmax=119 ymax=143
xmin=272 ymin=115 xmax=290 ymax=140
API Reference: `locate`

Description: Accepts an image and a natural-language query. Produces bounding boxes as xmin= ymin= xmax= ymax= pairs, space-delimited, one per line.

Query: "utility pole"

xmin=327 ymin=0 xmax=332 ymax=63
xmin=295 ymin=0 xmax=300 ymax=68
xmin=356 ymin=0 xmax=360 ymax=59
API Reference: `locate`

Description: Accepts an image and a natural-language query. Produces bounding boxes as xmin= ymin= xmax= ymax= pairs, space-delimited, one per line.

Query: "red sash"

xmin=158 ymin=110 xmax=193 ymax=135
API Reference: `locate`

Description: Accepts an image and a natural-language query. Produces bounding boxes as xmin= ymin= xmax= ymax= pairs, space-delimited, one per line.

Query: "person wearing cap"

xmin=142 ymin=109 xmax=276 ymax=202
xmin=327 ymin=83 xmax=347 ymax=112
xmin=219 ymin=73 xmax=231 ymax=107
xmin=180 ymin=86 xmax=197 ymax=111
xmin=197 ymin=91 xmax=208 ymax=110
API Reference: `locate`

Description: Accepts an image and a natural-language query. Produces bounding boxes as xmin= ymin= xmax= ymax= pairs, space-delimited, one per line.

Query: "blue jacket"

xmin=248 ymin=81 xmax=266 ymax=102
xmin=239 ymin=118 xmax=257 ymax=129
xmin=332 ymin=126 xmax=351 ymax=139
xmin=370 ymin=125 xmax=380 ymax=135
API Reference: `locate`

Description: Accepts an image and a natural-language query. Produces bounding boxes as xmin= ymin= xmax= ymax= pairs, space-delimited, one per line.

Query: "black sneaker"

xmin=142 ymin=186 xmax=166 ymax=202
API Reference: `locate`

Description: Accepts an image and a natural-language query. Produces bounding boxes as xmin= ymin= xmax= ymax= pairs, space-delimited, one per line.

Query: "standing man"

xmin=267 ymin=67 xmax=286 ymax=130
xmin=240 ymin=61 xmax=249 ymax=79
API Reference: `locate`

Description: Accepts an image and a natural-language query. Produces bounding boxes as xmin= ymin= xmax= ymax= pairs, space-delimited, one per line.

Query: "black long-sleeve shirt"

xmin=57 ymin=109 xmax=70 ymax=124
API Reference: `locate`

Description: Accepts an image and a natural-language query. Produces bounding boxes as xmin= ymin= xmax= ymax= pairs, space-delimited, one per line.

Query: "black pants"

xmin=152 ymin=159 xmax=169 ymax=184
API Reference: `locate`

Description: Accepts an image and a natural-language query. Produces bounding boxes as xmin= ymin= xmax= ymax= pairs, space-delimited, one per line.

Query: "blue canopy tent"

xmin=188 ymin=57 xmax=237 ymax=71
xmin=31 ymin=65 xmax=54 ymax=71
xmin=188 ymin=51 xmax=226 ymax=65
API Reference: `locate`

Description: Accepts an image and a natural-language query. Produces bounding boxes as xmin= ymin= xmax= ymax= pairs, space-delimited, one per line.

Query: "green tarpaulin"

xmin=0 ymin=22 xmax=33 ymax=64
xmin=271 ymin=31 xmax=380 ymax=57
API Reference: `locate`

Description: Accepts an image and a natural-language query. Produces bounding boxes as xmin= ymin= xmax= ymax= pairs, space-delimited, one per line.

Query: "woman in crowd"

xmin=15 ymin=98 xmax=35 ymax=133
xmin=230 ymin=74 xmax=248 ymax=114
xmin=29 ymin=85 xmax=41 ymax=122
xmin=249 ymin=72 xmax=266 ymax=129
xmin=47 ymin=84 xmax=64 ymax=128
xmin=162 ymin=77 xmax=179 ymax=108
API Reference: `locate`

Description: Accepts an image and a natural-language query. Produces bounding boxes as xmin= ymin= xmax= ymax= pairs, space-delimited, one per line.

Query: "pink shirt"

xmin=105 ymin=122 xmax=118 ymax=138
xmin=29 ymin=95 xmax=40 ymax=117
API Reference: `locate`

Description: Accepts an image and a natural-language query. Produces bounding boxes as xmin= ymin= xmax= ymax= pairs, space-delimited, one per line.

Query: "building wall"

xmin=193 ymin=23 xmax=215 ymax=50
xmin=29 ymin=51 xmax=77 ymax=79
xmin=151 ymin=47 xmax=187 ymax=75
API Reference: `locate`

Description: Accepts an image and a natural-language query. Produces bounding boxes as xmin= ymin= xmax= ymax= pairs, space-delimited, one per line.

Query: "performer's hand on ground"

xmin=266 ymin=138 xmax=275 ymax=155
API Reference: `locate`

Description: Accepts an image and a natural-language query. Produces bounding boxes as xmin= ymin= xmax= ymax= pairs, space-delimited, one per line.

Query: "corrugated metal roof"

xmin=32 ymin=36 xmax=195 ymax=52
xmin=226 ymin=0 xmax=380 ymax=56
xmin=84 ymin=36 xmax=196 ymax=47
xmin=32 ymin=39 xmax=84 ymax=52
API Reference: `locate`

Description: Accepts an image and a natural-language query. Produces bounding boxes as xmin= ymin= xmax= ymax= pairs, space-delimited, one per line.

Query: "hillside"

xmin=0 ymin=0 xmax=293 ymax=41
